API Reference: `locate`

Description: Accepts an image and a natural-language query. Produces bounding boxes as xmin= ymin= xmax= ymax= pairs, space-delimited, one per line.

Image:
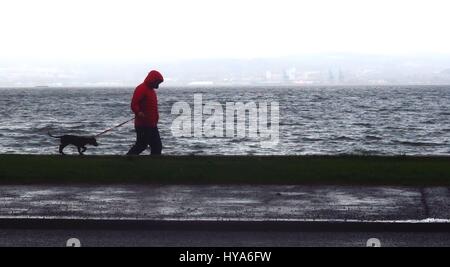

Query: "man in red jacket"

xmin=127 ymin=70 xmax=164 ymax=155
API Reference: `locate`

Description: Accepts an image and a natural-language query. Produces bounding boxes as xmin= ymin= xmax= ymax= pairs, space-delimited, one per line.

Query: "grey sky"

xmin=1 ymin=0 xmax=450 ymax=63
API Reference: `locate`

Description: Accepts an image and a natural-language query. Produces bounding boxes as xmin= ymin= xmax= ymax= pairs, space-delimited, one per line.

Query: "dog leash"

xmin=95 ymin=117 xmax=135 ymax=137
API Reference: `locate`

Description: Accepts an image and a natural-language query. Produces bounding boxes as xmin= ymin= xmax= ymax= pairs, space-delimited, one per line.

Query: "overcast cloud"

xmin=1 ymin=0 xmax=450 ymax=63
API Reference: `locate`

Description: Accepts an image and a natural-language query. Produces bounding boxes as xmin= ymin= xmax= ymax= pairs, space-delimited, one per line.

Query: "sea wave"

xmin=0 ymin=86 xmax=449 ymax=155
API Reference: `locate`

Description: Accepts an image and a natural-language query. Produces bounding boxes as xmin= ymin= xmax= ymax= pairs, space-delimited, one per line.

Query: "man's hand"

xmin=137 ymin=112 xmax=145 ymax=118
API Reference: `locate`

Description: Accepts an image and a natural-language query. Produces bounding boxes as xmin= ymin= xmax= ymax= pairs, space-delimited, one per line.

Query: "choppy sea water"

xmin=0 ymin=86 xmax=449 ymax=155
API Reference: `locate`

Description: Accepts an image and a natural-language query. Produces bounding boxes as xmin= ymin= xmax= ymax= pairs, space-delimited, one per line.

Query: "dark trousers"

xmin=127 ymin=127 xmax=162 ymax=155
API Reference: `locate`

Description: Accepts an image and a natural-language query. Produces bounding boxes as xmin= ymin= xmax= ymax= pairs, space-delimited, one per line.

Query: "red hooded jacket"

xmin=131 ymin=70 xmax=164 ymax=127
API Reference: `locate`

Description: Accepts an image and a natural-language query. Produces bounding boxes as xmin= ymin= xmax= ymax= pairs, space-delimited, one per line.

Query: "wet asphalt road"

xmin=1 ymin=229 xmax=450 ymax=247
xmin=2 ymin=185 xmax=450 ymax=221
xmin=1 ymin=185 xmax=449 ymax=247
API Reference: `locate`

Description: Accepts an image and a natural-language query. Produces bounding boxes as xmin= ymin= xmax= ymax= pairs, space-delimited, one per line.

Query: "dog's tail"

xmin=47 ymin=131 xmax=63 ymax=139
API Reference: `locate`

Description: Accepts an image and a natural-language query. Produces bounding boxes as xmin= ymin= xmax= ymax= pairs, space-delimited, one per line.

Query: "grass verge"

xmin=0 ymin=154 xmax=449 ymax=185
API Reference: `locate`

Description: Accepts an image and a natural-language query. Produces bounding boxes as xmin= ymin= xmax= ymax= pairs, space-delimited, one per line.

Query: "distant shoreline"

xmin=2 ymin=84 xmax=450 ymax=89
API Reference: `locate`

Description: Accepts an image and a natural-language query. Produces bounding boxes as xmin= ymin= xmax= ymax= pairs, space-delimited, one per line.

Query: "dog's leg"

xmin=82 ymin=146 xmax=87 ymax=153
xmin=59 ymin=144 xmax=67 ymax=155
xmin=77 ymin=146 xmax=84 ymax=155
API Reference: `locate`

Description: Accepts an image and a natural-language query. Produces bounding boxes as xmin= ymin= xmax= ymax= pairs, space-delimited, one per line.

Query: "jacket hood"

xmin=144 ymin=70 xmax=164 ymax=88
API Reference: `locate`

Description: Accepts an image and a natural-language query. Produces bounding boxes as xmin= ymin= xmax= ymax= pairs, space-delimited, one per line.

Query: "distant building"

xmin=284 ymin=68 xmax=296 ymax=82
xmin=265 ymin=71 xmax=272 ymax=81
xmin=328 ymin=67 xmax=343 ymax=84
